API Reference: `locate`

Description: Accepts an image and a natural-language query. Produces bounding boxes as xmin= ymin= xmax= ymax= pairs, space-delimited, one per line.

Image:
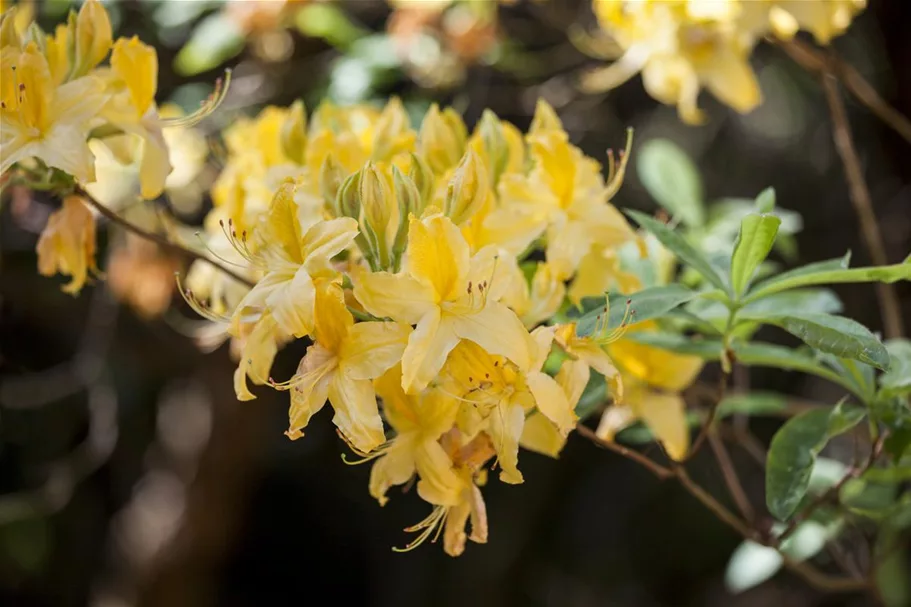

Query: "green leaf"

xmin=740 ymin=288 xmax=842 ymax=316
xmin=716 ymin=392 xmax=788 ymax=417
xmin=863 ymin=467 xmax=911 ymax=483
xmin=875 ymin=532 xmax=911 ymax=607
xmin=730 ymin=214 xmax=782 ymax=296
xmin=174 ymin=14 xmax=244 ymax=76
xmin=739 ymin=312 xmax=890 ymax=370
xmin=755 ymin=187 xmax=776 ymax=213
xmin=626 ymin=210 xmax=728 ymax=292
xmin=880 ymin=339 xmax=911 ymax=398
xmin=746 ymin=254 xmax=910 ymax=303
xmin=622 ymin=332 xmax=724 ymax=359
xmin=733 ymin=342 xmax=859 ymax=394
xmin=840 ymin=478 xmax=897 ymax=519
xmin=575 ymin=285 xmax=697 ymax=337
xmin=636 ymin=139 xmax=704 ymax=226
xmin=295 ymin=3 xmax=369 ymax=49
xmin=766 ymin=402 xmax=865 ymax=520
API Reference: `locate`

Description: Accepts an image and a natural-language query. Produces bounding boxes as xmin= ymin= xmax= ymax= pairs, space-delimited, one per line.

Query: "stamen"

xmin=393 ymin=506 xmax=449 ymax=552
xmin=160 ymin=69 xmax=233 ymax=128
xmin=175 ymin=273 xmax=232 ymax=324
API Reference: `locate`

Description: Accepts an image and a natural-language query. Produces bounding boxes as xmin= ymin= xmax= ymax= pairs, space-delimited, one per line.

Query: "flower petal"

xmin=285 ymin=344 xmax=335 ymax=439
xmin=328 ymin=373 xmax=386 ymax=453
xmin=487 ymin=399 xmax=526 ymax=484
xmin=369 ymin=440 xmax=416 ymax=506
xmin=401 ymin=308 xmax=459 ymax=394
xmin=526 ymin=371 xmax=576 ymax=434
xmin=450 ymin=302 xmax=531 ymax=373
xmin=632 ymin=390 xmax=690 ymax=462
xmin=405 ymin=213 xmax=469 ymax=302
xmin=339 ymin=321 xmax=411 ymax=380
xmin=351 ymin=268 xmax=436 ymax=325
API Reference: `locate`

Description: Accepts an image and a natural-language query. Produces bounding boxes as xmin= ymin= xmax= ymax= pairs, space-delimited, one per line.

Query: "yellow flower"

xmin=503 ymin=261 xmax=567 ymax=329
xmin=761 ymin=1 xmax=866 ymax=45
xmin=419 ymin=103 xmax=467 ymax=175
xmin=596 ymin=326 xmax=705 ymax=461
xmin=101 ymin=36 xmax=172 ymax=199
xmin=353 ymin=213 xmax=531 ymax=394
xmin=280 ymin=281 xmax=411 ymax=452
xmin=443 ymin=326 xmax=578 ymax=484
xmin=231 ymin=181 xmax=359 ymax=342
xmin=586 ymin=0 xmax=761 ymax=124
xmin=567 ymin=244 xmax=642 ymax=306
xmin=491 ymin=105 xmax=635 ymax=278
xmin=36 ymin=195 xmax=98 ymax=294
xmin=73 ymin=0 xmax=112 ymax=77
xmin=553 ymin=321 xmax=622 ymax=392
xmin=1 ymin=42 xmax=105 ymax=182
xmin=520 ymin=357 xmax=591 ymax=457
xmin=366 ymin=364 xmax=462 ymax=506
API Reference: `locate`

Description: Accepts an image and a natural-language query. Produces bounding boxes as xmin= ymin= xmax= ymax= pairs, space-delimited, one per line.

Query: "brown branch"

xmin=575 ymin=427 xmax=871 ymax=594
xmin=574 ymin=424 xmax=673 ymax=479
xmin=819 ymin=73 xmax=904 ymax=339
xmin=708 ymin=431 xmax=755 ymax=523
xmin=75 ymin=186 xmax=256 ymax=289
xmin=778 ymin=38 xmax=911 ymax=144
xmin=685 ymin=371 xmax=728 ymax=461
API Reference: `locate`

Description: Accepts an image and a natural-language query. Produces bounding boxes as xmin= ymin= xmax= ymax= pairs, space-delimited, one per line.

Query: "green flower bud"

xmin=281 ymin=99 xmax=307 ymax=165
xmin=320 ymin=155 xmax=345 ymax=216
xmin=419 ymin=103 xmax=468 ymax=175
xmin=443 ymin=149 xmax=489 ymax=226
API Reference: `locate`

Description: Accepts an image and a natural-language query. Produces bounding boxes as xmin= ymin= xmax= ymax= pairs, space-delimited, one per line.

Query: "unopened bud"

xmin=23 ymin=23 xmax=47 ymax=54
xmin=320 ymin=155 xmax=345 ymax=216
xmin=475 ymin=110 xmax=509 ymax=185
xmin=371 ymin=97 xmax=415 ymax=162
xmin=444 ymin=149 xmax=489 ymax=225
xmin=407 ymin=153 xmax=434 ymax=214
xmin=74 ymin=0 xmax=112 ymax=76
xmin=281 ymin=99 xmax=307 ymax=165
xmin=360 ymin=163 xmax=394 ymax=268
xmin=0 ymin=8 xmax=20 ymax=49
xmin=337 ymin=170 xmax=362 ymax=221
xmin=392 ymin=166 xmax=419 ymax=267
xmin=528 ymin=98 xmax=564 ymax=139
xmin=419 ymin=104 xmax=468 ymax=175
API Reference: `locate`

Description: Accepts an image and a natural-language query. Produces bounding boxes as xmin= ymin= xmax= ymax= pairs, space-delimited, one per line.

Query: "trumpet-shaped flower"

xmin=0 ymin=43 xmax=106 ymax=182
xmin=100 ymin=36 xmax=171 ymax=199
xmin=597 ymin=326 xmax=705 ymax=461
xmin=353 ymin=213 xmax=531 ymax=394
xmin=366 ymin=364 xmax=462 ymax=506
xmin=281 ymin=281 xmax=411 ymax=452
xmin=443 ymin=326 xmax=578 ymax=484
xmin=231 ymin=181 xmax=359 ymax=340
xmin=36 ymin=195 xmax=99 ymax=294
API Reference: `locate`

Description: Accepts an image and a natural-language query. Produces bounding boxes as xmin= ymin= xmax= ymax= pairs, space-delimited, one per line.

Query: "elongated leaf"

xmin=732 ymin=342 xmax=859 ymax=394
xmin=730 ymin=214 xmax=781 ymax=296
xmin=740 ymin=288 xmax=842 ymax=316
xmin=636 ymin=139 xmax=704 ymax=227
xmin=755 ymin=187 xmax=776 ymax=213
xmin=746 ymin=255 xmax=910 ymax=303
xmin=766 ymin=402 xmax=865 ymax=520
xmin=717 ymin=392 xmax=787 ymax=417
xmin=626 ymin=210 xmax=728 ymax=292
xmin=575 ymin=285 xmax=697 ymax=337
xmin=880 ymin=339 xmax=911 ymax=398
xmin=740 ymin=312 xmax=890 ymax=370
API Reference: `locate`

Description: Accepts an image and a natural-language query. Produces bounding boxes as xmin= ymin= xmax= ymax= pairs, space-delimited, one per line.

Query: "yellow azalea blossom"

xmin=101 ymin=36 xmax=172 ymax=199
xmin=553 ymin=322 xmax=622 ymax=388
xmin=500 ymin=260 xmax=567 ymax=329
xmin=443 ymin=326 xmax=577 ymax=484
xmin=491 ymin=106 xmax=635 ymax=278
xmin=366 ymin=364 xmax=462 ymax=506
xmin=419 ymin=103 xmax=468 ymax=176
xmin=231 ymin=181 xmax=358 ymax=341
xmin=0 ymin=42 xmax=106 ymax=182
xmin=399 ymin=430 xmax=494 ymax=556
xmin=586 ymin=0 xmax=761 ymax=124
xmin=567 ymin=244 xmax=642 ymax=306
xmin=597 ymin=325 xmax=705 ymax=461
xmin=353 ymin=213 xmax=531 ymax=394
xmin=36 ymin=195 xmax=99 ymax=294
xmin=280 ymin=281 xmax=411 ymax=452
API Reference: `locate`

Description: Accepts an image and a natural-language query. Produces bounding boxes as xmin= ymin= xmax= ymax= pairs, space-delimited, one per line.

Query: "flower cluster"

xmin=585 ymin=0 xmax=866 ymax=123
xmin=179 ymin=96 xmax=698 ymax=555
xmin=1 ymin=0 xmax=222 ymax=292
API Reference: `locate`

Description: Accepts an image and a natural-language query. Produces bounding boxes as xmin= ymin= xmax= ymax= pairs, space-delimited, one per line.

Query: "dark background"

xmin=1 ymin=1 xmax=910 ymax=606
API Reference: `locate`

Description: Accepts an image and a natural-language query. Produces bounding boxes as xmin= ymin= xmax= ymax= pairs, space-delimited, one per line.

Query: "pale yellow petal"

xmin=265 ymin=267 xmax=316 ymax=339
xmin=557 ymin=358 xmax=590 ymax=409
xmin=414 ymin=440 xmax=463 ymax=507
xmin=595 ymin=404 xmax=636 ymax=442
xmin=328 ymin=373 xmax=386 ymax=453
xmin=313 ymin=280 xmax=353 ymax=354
xmin=339 ymin=321 xmax=410 ymax=380
xmin=401 ymin=308 xmax=460 ymax=394
xmin=300 ymin=216 xmax=360 ymax=276
xmin=285 ymin=345 xmax=335 ymax=439
xmin=233 ymin=315 xmax=280 ymax=401
xmin=526 ymin=371 xmax=576 ymax=434
xmin=351 ymin=268 xmax=436 ymax=325
xmin=369 ymin=440 xmax=416 ymax=506
xmin=632 ymin=390 xmax=690 ymax=461
xmin=405 ymin=214 xmax=470 ymax=302
xmin=520 ymin=412 xmax=567 ymax=458
xmin=610 ymin=337 xmax=703 ymax=392
xmin=449 ymin=302 xmax=531 ymax=373
xmin=488 ymin=399 xmax=526 ymax=484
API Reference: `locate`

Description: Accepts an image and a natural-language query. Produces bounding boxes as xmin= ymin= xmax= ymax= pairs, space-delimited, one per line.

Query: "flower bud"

xmin=0 ymin=9 xmax=19 ymax=49
xmin=360 ymin=163 xmax=394 ymax=267
xmin=337 ymin=170 xmax=362 ymax=221
xmin=419 ymin=103 xmax=467 ymax=175
xmin=320 ymin=155 xmax=345 ymax=216
xmin=528 ymin=98 xmax=564 ymax=139
xmin=74 ymin=0 xmax=112 ymax=76
xmin=281 ymin=99 xmax=307 ymax=165
xmin=407 ymin=153 xmax=434 ymax=214
xmin=443 ymin=149 xmax=489 ymax=225
xmin=371 ymin=97 xmax=416 ymax=162
xmin=392 ymin=165 xmax=420 ymax=267
xmin=474 ymin=110 xmax=509 ymax=186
